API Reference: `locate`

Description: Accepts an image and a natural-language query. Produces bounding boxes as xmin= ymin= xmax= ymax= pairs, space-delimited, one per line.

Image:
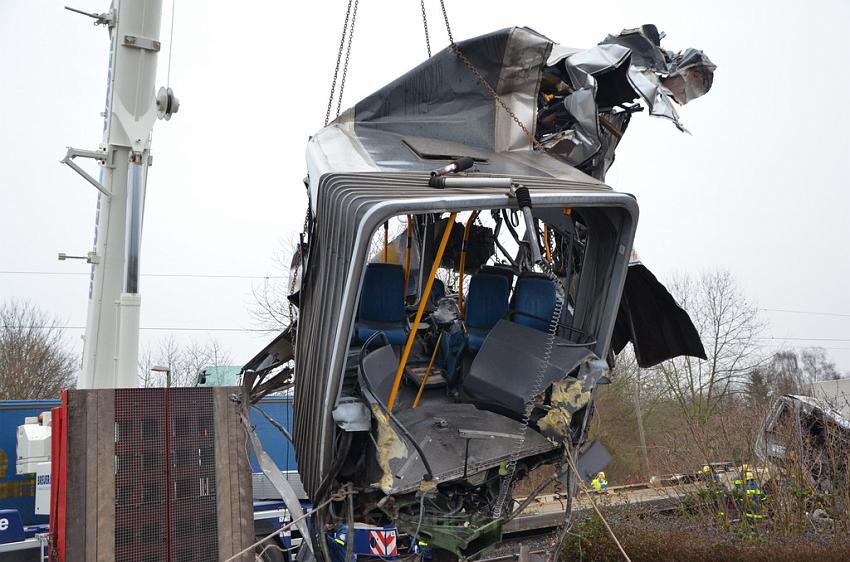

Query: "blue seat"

xmin=438 ymin=325 xmax=466 ymax=385
xmin=510 ymin=273 xmax=558 ymax=333
xmin=429 ymin=278 xmax=446 ymax=308
xmin=356 ymin=263 xmax=407 ymax=345
xmin=465 ymin=274 xmax=511 ymax=352
xmin=478 ymin=265 xmax=514 ymax=289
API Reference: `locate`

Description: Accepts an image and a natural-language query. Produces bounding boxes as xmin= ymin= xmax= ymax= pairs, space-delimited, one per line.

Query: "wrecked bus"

xmin=241 ymin=25 xmax=711 ymax=559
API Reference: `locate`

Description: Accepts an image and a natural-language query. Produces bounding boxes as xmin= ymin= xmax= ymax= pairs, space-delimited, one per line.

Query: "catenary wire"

xmin=0 ymin=271 xmax=284 ymax=279
xmin=2 ymin=325 xmax=278 ymax=332
xmin=760 ymin=307 xmax=850 ymax=319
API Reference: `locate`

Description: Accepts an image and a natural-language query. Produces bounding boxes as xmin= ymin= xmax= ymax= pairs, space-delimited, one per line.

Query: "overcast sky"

xmin=2 ymin=0 xmax=849 ymax=374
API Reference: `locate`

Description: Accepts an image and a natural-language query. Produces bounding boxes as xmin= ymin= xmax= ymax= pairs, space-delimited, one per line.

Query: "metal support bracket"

xmin=64 ymin=6 xmax=114 ymax=27
xmin=58 ymin=251 xmax=100 ymax=264
xmin=122 ymin=35 xmax=161 ymax=52
xmin=61 ymin=147 xmax=110 ymax=197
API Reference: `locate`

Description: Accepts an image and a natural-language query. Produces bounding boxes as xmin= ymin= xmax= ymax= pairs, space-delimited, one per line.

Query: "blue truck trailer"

xmin=0 ymin=401 xmax=59 ymax=526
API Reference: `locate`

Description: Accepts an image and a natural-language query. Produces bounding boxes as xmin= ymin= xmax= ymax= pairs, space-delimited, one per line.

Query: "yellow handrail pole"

xmin=457 ymin=211 xmax=479 ymax=315
xmin=403 ymin=215 xmax=413 ymax=297
xmin=412 ymin=331 xmax=443 ymax=409
xmin=386 ymin=212 xmax=457 ymax=413
xmin=543 ymin=224 xmax=553 ymax=265
xmin=383 ymin=221 xmax=389 ymax=263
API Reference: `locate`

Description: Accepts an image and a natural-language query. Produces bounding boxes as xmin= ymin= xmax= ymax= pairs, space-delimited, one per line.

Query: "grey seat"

xmin=462 ymin=320 xmax=593 ymax=414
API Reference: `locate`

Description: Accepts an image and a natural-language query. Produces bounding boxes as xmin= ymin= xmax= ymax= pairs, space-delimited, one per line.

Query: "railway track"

xmin=479 ymin=478 xmax=717 ymax=560
xmin=504 ymin=480 xmax=702 ymax=535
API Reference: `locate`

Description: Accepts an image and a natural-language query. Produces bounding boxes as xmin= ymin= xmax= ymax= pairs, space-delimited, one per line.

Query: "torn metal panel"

xmin=242 ymin=325 xmax=294 ymax=376
xmin=495 ymin=28 xmax=552 ymax=152
xmin=377 ymin=402 xmax=557 ymax=495
xmin=626 ymin=66 xmax=685 ymax=130
xmin=307 ymin=25 xmax=714 ymax=206
xmin=239 ymin=395 xmax=314 ymax=559
xmin=352 ymin=28 xmax=514 ymax=150
xmin=662 ymin=48 xmax=717 ymax=105
xmin=601 ymin=25 xmax=668 ymax=70
xmin=602 ymin=26 xmax=715 ymax=105
xmin=538 ymin=24 xmax=714 ymax=175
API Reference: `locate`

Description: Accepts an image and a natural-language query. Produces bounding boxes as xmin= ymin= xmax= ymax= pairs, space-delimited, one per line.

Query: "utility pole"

xmin=151 ymin=365 xmax=172 ymax=388
xmin=62 ymin=1 xmax=178 ymax=389
xmin=633 ymin=371 xmax=651 ymax=479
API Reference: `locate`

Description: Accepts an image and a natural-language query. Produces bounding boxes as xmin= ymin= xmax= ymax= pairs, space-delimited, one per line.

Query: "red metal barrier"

xmin=48 ymin=390 xmax=68 ymax=562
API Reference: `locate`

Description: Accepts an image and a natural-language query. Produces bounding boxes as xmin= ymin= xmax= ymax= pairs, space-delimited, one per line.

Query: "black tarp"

xmin=611 ymin=263 xmax=706 ymax=367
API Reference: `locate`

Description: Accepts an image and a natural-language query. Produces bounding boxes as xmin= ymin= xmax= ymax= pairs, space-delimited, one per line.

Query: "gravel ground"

xmin=485 ymin=530 xmax=557 ymax=559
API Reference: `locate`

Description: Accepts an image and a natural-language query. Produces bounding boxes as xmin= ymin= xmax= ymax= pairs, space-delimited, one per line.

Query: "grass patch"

xmin=559 ymin=512 xmax=850 ymax=562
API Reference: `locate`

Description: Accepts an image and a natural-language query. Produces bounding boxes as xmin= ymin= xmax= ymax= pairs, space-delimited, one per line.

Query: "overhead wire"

xmin=0 ymin=271 xmax=284 ymax=279
xmin=760 ymin=307 xmax=850 ymax=319
xmin=2 ymin=325 xmax=278 ymax=332
xmin=757 ymin=337 xmax=850 ymax=343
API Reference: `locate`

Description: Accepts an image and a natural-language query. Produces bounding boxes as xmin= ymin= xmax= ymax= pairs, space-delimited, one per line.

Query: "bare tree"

xmin=0 ymin=300 xmax=78 ymax=399
xmin=652 ymin=270 xmax=764 ymax=427
xmin=768 ymin=350 xmax=805 ymax=396
xmin=251 ymin=238 xmax=296 ymax=332
xmin=252 ymin=218 xmax=418 ymax=334
xmin=759 ymin=347 xmax=840 ymax=397
xmin=137 ymin=336 xmax=233 ymax=387
xmin=800 ymin=347 xmax=840 ymax=384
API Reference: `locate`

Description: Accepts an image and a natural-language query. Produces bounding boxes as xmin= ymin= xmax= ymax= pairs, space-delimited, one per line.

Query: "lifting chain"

xmin=324 ymin=0 xmax=356 ymax=126
xmin=335 ymin=0 xmax=360 ymax=118
xmin=438 ymin=0 xmax=545 ymax=151
xmin=420 ymin=0 xmax=432 ymax=57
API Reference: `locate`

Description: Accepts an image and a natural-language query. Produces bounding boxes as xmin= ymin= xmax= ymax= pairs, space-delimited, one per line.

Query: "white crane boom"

xmin=65 ymin=0 xmax=177 ymax=389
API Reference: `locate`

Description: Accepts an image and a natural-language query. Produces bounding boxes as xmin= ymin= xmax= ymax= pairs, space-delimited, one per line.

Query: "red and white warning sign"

xmin=368 ymin=529 xmax=398 ymax=556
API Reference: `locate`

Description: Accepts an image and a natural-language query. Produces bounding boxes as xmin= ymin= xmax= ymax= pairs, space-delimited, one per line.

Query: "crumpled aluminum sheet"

xmin=313 ymin=25 xmax=712 ymax=187
xmin=540 ymin=24 xmax=715 ymax=173
xmin=558 ymin=44 xmax=633 ymax=163
xmin=662 ymin=48 xmax=717 ymax=105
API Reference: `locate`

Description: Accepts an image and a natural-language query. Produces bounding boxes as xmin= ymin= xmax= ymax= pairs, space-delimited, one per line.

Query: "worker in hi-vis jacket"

xmin=591 ymin=471 xmax=608 ymax=493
